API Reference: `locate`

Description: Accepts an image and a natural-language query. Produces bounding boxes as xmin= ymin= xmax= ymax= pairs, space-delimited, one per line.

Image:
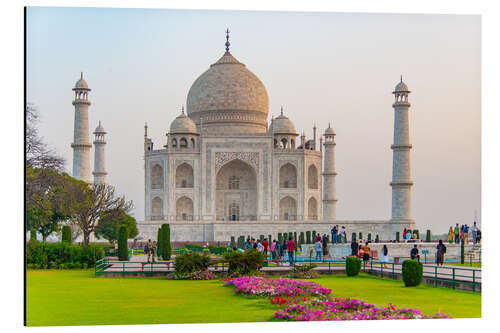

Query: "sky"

xmin=26 ymin=7 xmax=481 ymax=234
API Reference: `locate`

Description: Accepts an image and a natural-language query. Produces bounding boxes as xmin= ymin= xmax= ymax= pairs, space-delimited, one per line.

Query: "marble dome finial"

xmin=225 ymin=28 xmax=230 ymax=53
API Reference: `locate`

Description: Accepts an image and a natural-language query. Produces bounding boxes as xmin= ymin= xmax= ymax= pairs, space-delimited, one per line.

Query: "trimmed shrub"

xmin=299 ymin=232 xmax=305 ymax=247
xmin=426 ymin=230 xmax=432 ymax=242
xmin=175 ymin=252 xmax=211 ymax=275
xmin=161 ymin=224 xmax=171 ymax=260
xmin=230 ymin=236 xmax=236 ymax=248
xmin=26 ymin=242 xmax=105 ymax=268
xmin=288 ymin=232 xmax=293 ymax=241
xmin=375 ymin=234 xmax=380 ymax=243
xmin=118 ymin=225 xmax=128 ymax=261
xmin=461 ymin=238 xmax=465 ymax=264
xmin=346 ymin=256 xmax=362 ymax=276
xmin=30 ymin=229 xmax=37 ymax=241
xmin=306 ymin=231 xmax=311 ymax=244
xmin=268 ymin=234 xmax=272 ymax=243
xmin=359 ymin=232 xmax=363 ymax=241
xmin=413 ymin=230 xmax=420 ymax=240
xmin=157 ymin=227 xmax=163 ymax=256
xmin=367 ymin=233 xmax=372 ymax=242
xmin=402 ymin=260 xmax=423 ymax=287
xmin=61 ymin=225 xmax=72 ymax=243
xmin=294 ymin=232 xmax=297 ymax=244
xmin=237 ymin=236 xmax=244 ymax=249
xmin=396 ymin=232 xmax=400 ymax=242
xmin=312 ymin=230 xmax=316 ymax=241
xmin=223 ymin=249 xmax=265 ymax=275
xmin=259 ymin=234 xmax=264 ymax=243
xmin=351 ymin=232 xmax=356 ymax=242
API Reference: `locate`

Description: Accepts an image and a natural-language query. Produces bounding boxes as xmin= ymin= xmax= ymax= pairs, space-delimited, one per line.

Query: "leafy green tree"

xmin=161 ymin=224 xmax=171 ymax=260
xmin=94 ymin=208 xmax=138 ymax=244
xmin=62 ymin=225 xmax=72 ymax=243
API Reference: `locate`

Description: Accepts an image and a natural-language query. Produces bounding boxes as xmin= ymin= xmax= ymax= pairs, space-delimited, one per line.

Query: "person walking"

xmin=256 ymin=239 xmax=264 ymax=253
xmin=459 ymin=225 xmax=464 ymax=243
xmin=448 ymin=227 xmax=454 ymax=244
xmin=436 ymin=239 xmax=446 ymax=266
xmin=287 ymin=237 xmax=296 ymax=266
xmin=362 ymin=242 xmax=371 ymax=264
xmin=381 ymin=244 xmax=389 ymax=268
xmin=464 ymin=224 xmax=469 ymax=243
xmin=146 ymin=239 xmax=153 ymax=263
xmin=351 ymin=239 xmax=358 ymax=256
xmin=472 ymin=222 xmax=478 ymax=244
xmin=270 ymin=239 xmax=277 ymax=261
xmin=315 ymin=238 xmax=322 ymax=261
xmin=262 ymin=238 xmax=269 ymax=256
xmin=151 ymin=241 xmax=157 ymax=263
xmin=410 ymin=244 xmax=420 ymax=261
xmin=454 ymin=224 xmax=460 ymax=244
xmin=322 ymin=234 xmax=328 ymax=256
xmin=341 ymin=226 xmax=347 ymax=243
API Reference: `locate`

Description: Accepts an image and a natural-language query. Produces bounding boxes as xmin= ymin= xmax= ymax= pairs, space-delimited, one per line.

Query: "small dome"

xmin=394 ymin=76 xmax=410 ymax=92
xmin=270 ymin=109 xmax=297 ymax=134
xmin=170 ymin=111 xmax=197 ymax=134
xmin=73 ymin=73 xmax=90 ymax=90
xmin=324 ymin=124 xmax=335 ymax=135
xmin=94 ymin=121 xmax=106 ymax=134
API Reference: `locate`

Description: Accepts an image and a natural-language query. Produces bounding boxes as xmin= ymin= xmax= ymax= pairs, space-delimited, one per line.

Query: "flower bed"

xmin=224 ymin=276 xmax=331 ymax=297
xmin=275 ymin=297 xmax=452 ymax=321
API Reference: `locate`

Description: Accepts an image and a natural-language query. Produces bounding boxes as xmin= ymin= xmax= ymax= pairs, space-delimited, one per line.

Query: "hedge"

xmin=306 ymin=231 xmax=311 ymax=244
xmin=161 ymin=224 xmax=171 ymax=260
xmin=118 ymin=225 xmax=128 ymax=261
xmin=351 ymin=232 xmax=356 ymax=241
xmin=426 ymin=230 xmax=432 ymax=242
xmin=396 ymin=232 xmax=400 ymax=242
xmin=61 ymin=225 xmax=72 ymax=243
xmin=26 ymin=241 xmax=105 ymax=269
xmin=175 ymin=252 xmax=211 ymax=275
xmin=346 ymin=256 xmax=362 ymax=276
xmin=402 ymin=260 xmax=423 ymax=287
xmin=223 ymin=249 xmax=265 ymax=275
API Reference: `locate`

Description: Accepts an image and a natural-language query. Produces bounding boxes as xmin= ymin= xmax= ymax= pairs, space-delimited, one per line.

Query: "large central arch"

xmin=215 ymin=159 xmax=257 ymax=221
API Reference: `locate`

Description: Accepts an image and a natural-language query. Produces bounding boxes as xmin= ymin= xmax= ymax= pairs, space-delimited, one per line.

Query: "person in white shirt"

xmin=315 ymin=240 xmax=322 ymax=260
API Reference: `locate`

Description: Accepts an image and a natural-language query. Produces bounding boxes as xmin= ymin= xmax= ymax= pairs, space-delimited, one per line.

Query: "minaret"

xmin=71 ymin=73 xmax=92 ymax=183
xmin=92 ymin=121 xmax=107 ymax=184
xmin=390 ymin=76 xmax=414 ymax=223
xmin=322 ymin=123 xmax=337 ymax=221
xmin=312 ymin=124 xmax=317 ymax=150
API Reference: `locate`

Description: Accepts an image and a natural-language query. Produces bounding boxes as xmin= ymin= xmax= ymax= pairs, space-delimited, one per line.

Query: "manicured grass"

xmin=311 ymin=273 xmax=481 ymax=318
xmin=26 ymin=270 xmax=480 ymax=326
xmin=444 ymin=262 xmax=481 ymax=268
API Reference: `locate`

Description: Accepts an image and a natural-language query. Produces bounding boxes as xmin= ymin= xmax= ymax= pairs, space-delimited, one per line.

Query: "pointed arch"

xmin=151 ymin=164 xmax=163 ymax=190
xmin=308 ymin=196 xmax=318 ymax=220
xmin=176 ymin=196 xmax=194 ymax=221
xmin=308 ymin=164 xmax=319 ymax=189
xmin=175 ymin=163 xmax=194 ymax=188
xmin=151 ymin=196 xmax=163 ymax=219
xmin=279 ymin=196 xmax=297 ymax=221
xmin=280 ymin=163 xmax=297 ymax=188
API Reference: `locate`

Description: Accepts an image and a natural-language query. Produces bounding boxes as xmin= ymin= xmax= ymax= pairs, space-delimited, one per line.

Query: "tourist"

xmin=460 ymin=225 xmax=464 ymax=243
xmin=316 ymin=233 xmax=322 ymax=242
xmin=256 ymin=239 xmax=264 ymax=253
xmin=315 ymin=238 xmax=322 ymax=261
xmin=448 ymin=226 xmax=454 ymax=244
xmin=270 ymin=239 xmax=276 ymax=260
xmin=403 ymin=228 xmax=407 ymax=242
xmin=454 ymin=223 xmax=460 ymax=244
xmin=330 ymin=226 xmax=335 ymax=244
xmin=472 ymin=222 xmax=478 ymax=244
xmin=464 ymin=224 xmax=469 ymax=243
xmin=244 ymin=237 xmax=250 ymax=250
xmin=381 ymin=244 xmax=389 ymax=268
xmin=275 ymin=240 xmax=281 ymax=264
xmin=341 ymin=226 xmax=347 ymax=243
xmin=362 ymin=242 xmax=371 ymax=263
xmin=322 ymin=234 xmax=328 ymax=256
xmin=350 ymin=238 xmax=358 ymax=256
xmin=476 ymin=228 xmax=481 ymax=244
xmin=151 ymin=241 xmax=157 ymax=263
xmin=146 ymin=239 xmax=153 ymax=263
xmin=358 ymin=244 xmax=364 ymax=258
xmin=252 ymin=238 xmax=258 ymax=249
xmin=287 ymin=237 xmax=296 ymax=266
xmin=436 ymin=239 xmax=446 ymax=266
xmin=262 ymin=238 xmax=269 ymax=256
xmin=410 ymin=244 xmax=420 ymax=261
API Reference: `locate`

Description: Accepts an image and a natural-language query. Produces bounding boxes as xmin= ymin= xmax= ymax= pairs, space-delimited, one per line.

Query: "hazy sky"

xmin=26 ymin=7 xmax=480 ymax=233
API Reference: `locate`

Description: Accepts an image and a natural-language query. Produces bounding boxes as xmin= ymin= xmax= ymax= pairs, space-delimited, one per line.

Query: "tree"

xmin=161 ymin=224 xmax=171 ymax=260
xmin=94 ymin=208 xmax=138 ymax=244
xmin=118 ymin=225 xmax=128 ymax=261
xmin=26 ymin=168 xmax=81 ymax=241
xmin=70 ymin=183 xmax=133 ymax=245
xmin=26 ymin=104 xmax=65 ymax=171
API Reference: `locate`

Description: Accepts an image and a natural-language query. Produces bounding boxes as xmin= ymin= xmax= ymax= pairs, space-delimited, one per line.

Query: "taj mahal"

xmin=70 ymin=30 xmax=415 ymax=242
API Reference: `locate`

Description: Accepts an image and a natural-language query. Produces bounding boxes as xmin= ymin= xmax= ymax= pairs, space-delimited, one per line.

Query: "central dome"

xmin=186 ymin=50 xmax=269 ymax=134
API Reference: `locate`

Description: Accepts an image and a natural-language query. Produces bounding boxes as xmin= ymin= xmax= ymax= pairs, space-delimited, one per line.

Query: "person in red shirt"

xmin=286 ymin=237 xmax=296 ymax=265
xmin=262 ymin=239 xmax=269 ymax=257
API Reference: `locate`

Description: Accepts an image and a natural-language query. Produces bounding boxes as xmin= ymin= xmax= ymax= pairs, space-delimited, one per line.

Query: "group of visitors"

xmin=448 ymin=222 xmax=481 ymax=244
xmin=350 ymin=239 xmax=377 ymax=264
xmin=144 ymin=239 xmax=157 ymax=263
xmin=244 ymin=237 xmax=297 ymax=265
xmin=402 ymin=228 xmax=415 ymax=241
xmin=409 ymin=241 xmax=447 ymax=266
xmin=330 ymin=225 xmax=347 ymax=244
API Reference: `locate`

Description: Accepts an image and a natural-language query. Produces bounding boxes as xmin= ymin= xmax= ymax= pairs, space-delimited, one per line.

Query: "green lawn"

xmin=444 ymin=262 xmax=481 ymax=268
xmin=26 ymin=270 xmax=480 ymax=326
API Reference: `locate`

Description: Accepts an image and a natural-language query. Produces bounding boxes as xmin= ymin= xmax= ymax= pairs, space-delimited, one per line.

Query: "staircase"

xmin=466 ymin=244 xmax=482 ymax=261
